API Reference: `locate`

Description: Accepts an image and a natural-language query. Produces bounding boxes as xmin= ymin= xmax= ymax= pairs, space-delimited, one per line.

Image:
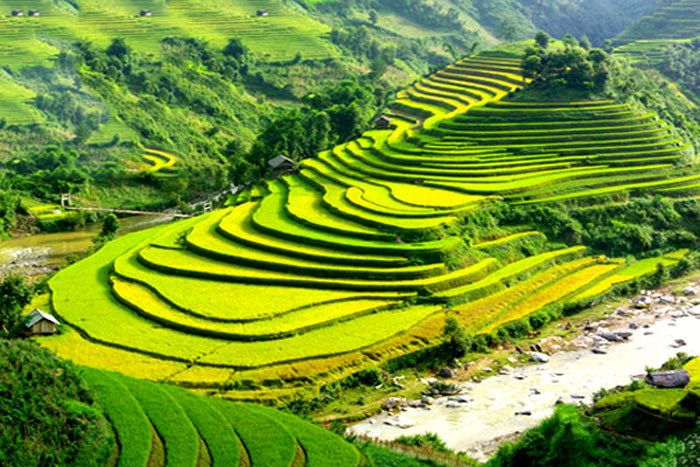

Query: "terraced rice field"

xmin=141 ymin=148 xmax=178 ymax=176
xmin=612 ymin=0 xmax=700 ymax=65
xmin=0 ymin=0 xmax=336 ymax=125
xmin=80 ymin=366 xmax=361 ymax=467
xmin=43 ymin=55 xmax=690 ymax=399
xmin=0 ymin=0 xmax=335 ymax=67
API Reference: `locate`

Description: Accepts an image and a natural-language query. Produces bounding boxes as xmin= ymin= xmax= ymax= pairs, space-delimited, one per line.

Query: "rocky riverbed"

xmin=350 ymin=283 xmax=700 ymax=462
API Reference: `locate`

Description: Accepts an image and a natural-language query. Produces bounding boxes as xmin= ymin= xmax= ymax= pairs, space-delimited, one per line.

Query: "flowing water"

xmin=350 ymin=314 xmax=700 ymax=461
xmin=0 ymin=215 xmax=175 ymax=277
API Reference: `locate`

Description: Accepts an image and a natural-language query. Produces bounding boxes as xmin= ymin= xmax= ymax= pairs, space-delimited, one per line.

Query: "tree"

xmin=499 ymin=20 xmax=518 ymax=43
xmin=0 ymin=274 xmax=33 ymax=334
xmin=99 ymin=213 xmax=120 ymax=240
xmin=579 ymin=35 xmax=592 ymax=50
xmin=535 ymin=31 xmax=550 ymax=49
xmin=563 ymin=33 xmax=578 ymax=48
xmin=368 ymin=10 xmax=378 ymax=26
xmin=223 ymin=38 xmax=247 ymax=61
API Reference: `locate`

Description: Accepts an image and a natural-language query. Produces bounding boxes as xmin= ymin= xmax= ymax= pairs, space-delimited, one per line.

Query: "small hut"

xmin=27 ymin=9 xmax=39 ymax=17
xmin=256 ymin=9 xmax=269 ymax=17
xmin=139 ymin=9 xmax=152 ymax=17
xmin=268 ymin=155 xmax=296 ymax=174
xmin=645 ymin=370 xmax=690 ymax=389
xmin=11 ymin=9 xmax=23 ymax=17
xmin=372 ymin=115 xmax=392 ymax=129
xmin=24 ymin=309 xmax=60 ymax=336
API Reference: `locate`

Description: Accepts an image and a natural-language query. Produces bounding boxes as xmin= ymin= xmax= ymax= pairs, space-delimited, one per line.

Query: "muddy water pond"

xmin=0 ymin=215 xmax=175 ymax=278
xmin=350 ymin=313 xmax=700 ymax=462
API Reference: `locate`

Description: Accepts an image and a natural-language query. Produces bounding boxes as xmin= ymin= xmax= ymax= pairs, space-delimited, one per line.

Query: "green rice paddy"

xmin=42 ymin=54 xmax=691 ymax=399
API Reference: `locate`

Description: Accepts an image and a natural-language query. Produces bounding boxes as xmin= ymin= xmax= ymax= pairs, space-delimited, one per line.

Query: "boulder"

xmin=383 ymin=397 xmax=406 ymax=410
xmin=599 ymin=332 xmax=622 ymax=342
xmin=438 ymin=367 xmax=455 ymax=378
xmin=421 ymin=396 xmax=434 ymax=406
xmin=591 ymin=348 xmax=607 ymax=355
xmin=384 ymin=415 xmax=415 ymax=428
xmin=614 ymin=331 xmax=633 ymax=340
xmin=684 ymin=287 xmax=697 ymax=296
xmin=530 ymin=352 xmax=550 ymax=363
xmin=645 ymin=370 xmax=690 ymax=389
xmin=629 ymin=323 xmax=638 ymax=330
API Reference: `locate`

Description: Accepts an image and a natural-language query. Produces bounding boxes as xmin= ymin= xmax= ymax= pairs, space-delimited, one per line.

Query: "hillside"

xmin=33 ymin=47 xmax=700 ymax=403
xmin=612 ymin=0 xmax=700 ymax=65
xmin=1 ymin=339 xmax=367 ymax=466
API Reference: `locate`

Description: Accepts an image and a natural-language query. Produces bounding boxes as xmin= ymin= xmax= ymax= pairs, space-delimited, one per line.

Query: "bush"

xmin=0 ymin=340 xmax=114 ymax=466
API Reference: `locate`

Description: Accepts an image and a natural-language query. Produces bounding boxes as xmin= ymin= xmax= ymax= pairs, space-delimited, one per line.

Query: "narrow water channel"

xmin=0 ymin=215 xmax=175 ymax=277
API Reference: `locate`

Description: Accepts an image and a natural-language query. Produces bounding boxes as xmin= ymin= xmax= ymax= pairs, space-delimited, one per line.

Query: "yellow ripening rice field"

xmin=41 ymin=54 xmax=689 ymax=400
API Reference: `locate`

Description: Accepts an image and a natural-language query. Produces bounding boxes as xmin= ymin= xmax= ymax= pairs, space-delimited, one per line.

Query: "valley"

xmin=3 ymin=1 xmax=700 ymax=466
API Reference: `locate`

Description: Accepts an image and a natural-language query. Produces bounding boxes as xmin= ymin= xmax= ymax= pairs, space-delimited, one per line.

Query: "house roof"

xmin=25 ymin=309 xmax=60 ymax=328
xmin=268 ymin=155 xmax=295 ymax=169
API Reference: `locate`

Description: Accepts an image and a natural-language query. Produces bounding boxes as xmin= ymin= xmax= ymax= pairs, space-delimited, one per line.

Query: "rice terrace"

xmin=4 ymin=1 xmax=700 ymax=466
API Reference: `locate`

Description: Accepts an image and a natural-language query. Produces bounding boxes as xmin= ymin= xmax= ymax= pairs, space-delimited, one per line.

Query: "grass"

xmin=80 ymin=367 xmax=153 ymax=467
xmin=207 ymin=399 xmax=298 ymax=467
xmin=160 ymin=385 xmax=241 ymax=466
xmin=118 ymin=375 xmax=200 ymax=467
xmin=112 ymin=277 xmax=404 ymax=340
xmin=243 ymin=404 xmax=361 ymax=467
xmin=569 ymin=252 xmax=685 ymax=302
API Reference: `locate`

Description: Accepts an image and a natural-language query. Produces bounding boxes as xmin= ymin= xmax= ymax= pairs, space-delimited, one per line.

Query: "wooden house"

xmin=372 ymin=115 xmax=392 ymax=129
xmin=268 ymin=155 xmax=296 ymax=174
xmin=27 ymin=9 xmax=39 ymax=17
xmin=24 ymin=309 xmax=59 ymax=336
xmin=11 ymin=9 xmax=23 ymax=17
xmin=140 ymin=9 xmax=152 ymax=17
xmin=257 ymin=9 xmax=269 ymax=17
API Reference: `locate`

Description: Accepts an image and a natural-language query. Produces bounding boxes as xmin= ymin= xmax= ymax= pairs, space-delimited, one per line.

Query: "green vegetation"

xmin=34 ymin=44 xmax=700 ymax=403
xmin=0 ymin=340 xmax=114 ymax=467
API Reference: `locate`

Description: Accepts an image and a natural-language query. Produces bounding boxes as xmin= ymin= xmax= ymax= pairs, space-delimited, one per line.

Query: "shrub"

xmin=0 ymin=340 xmax=114 ymax=466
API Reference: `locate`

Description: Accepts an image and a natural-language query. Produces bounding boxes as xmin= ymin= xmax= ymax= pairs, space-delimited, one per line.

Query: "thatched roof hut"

xmin=24 ymin=309 xmax=60 ymax=336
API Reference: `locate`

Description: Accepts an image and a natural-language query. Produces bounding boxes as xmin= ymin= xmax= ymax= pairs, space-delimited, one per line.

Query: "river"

xmin=0 ymin=215 xmax=176 ymax=278
xmin=350 ymin=302 xmax=700 ymax=462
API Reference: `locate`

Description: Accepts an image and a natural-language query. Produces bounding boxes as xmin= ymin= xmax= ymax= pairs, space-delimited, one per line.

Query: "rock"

xmin=448 ymin=396 xmax=471 ymax=403
xmin=684 ymin=287 xmax=696 ymax=296
xmin=689 ymin=306 xmax=700 ymax=316
xmin=368 ymin=419 xmax=376 ymax=425
xmin=499 ymin=365 xmax=513 ymax=375
xmin=384 ymin=415 xmax=415 ymax=429
xmin=445 ymin=401 xmax=462 ymax=408
xmin=530 ymin=352 xmax=550 ymax=363
xmin=383 ymin=397 xmax=406 ymax=410
xmin=555 ymin=398 xmax=565 ymax=405
xmin=629 ymin=323 xmax=638 ymax=329
xmin=438 ymin=367 xmax=455 ymax=378
xmin=614 ymin=331 xmax=633 ymax=340
xmin=481 ymin=367 xmax=493 ymax=373
xmin=407 ymin=400 xmax=423 ymax=408
xmin=515 ymin=411 xmax=532 ymax=416
xmin=617 ymin=308 xmax=632 ymax=316
xmin=571 ymin=394 xmax=585 ymax=399
xmin=507 ymin=356 xmax=518 ymax=364
xmin=530 ymin=388 xmax=541 ymax=395
xmin=660 ymin=296 xmax=675 ymax=304
xmin=633 ymin=296 xmax=652 ymax=308
xmin=591 ymin=348 xmax=607 ymax=355
xmin=421 ymin=396 xmax=434 ymax=406
xmin=644 ymin=332 xmax=653 ymax=335
xmin=645 ymin=370 xmax=690 ymax=389
xmin=599 ymin=332 xmax=622 ymax=342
